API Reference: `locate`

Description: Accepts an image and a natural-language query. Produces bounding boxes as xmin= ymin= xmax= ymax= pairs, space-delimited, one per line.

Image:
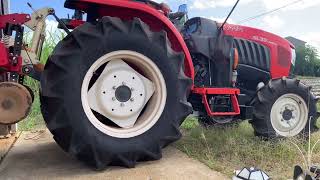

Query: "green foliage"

xmin=181 ymin=117 xmax=199 ymax=130
xmin=294 ymin=45 xmax=320 ymax=77
xmin=41 ymin=31 xmax=65 ymax=63
xmin=19 ymin=29 xmax=64 ymax=130
xmin=176 ymin=119 xmax=320 ymax=179
xmin=18 ymin=76 xmax=43 ymax=131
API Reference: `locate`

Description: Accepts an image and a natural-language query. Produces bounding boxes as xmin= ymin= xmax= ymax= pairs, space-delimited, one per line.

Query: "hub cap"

xmin=270 ymin=93 xmax=308 ymax=137
xmin=81 ymin=51 xmax=167 ymax=138
xmin=115 ymin=85 xmax=132 ymax=102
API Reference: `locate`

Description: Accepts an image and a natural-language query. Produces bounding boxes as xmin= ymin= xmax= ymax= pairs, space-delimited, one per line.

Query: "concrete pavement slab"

xmin=0 ymin=133 xmax=19 ymax=163
xmin=0 ymin=130 xmax=227 ymax=180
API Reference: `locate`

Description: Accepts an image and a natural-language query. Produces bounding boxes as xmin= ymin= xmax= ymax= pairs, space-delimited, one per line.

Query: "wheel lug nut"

xmin=122 ymin=82 xmax=126 ymax=86
xmin=120 ymin=103 xmax=125 ymax=107
xmin=130 ymin=88 xmax=134 ymax=91
xmin=112 ymin=97 xmax=116 ymax=101
xmin=130 ymin=98 xmax=134 ymax=102
xmin=113 ymin=86 xmax=117 ymax=90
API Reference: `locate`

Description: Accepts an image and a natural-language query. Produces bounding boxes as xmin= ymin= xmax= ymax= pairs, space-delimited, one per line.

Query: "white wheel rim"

xmin=81 ymin=50 xmax=167 ymax=138
xmin=270 ymin=93 xmax=308 ymax=137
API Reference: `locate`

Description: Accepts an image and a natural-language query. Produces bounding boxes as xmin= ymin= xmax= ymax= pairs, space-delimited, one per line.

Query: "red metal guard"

xmin=193 ymin=87 xmax=241 ymax=116
xmin=0 ymin=14 xmax=31 ymax=29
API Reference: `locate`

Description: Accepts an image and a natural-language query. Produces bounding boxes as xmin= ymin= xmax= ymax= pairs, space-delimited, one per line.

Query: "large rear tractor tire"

xmin=250 ymin=78 xmax=319 ymax=138
xmin=40 ymin=17 xmax=192 ymax=169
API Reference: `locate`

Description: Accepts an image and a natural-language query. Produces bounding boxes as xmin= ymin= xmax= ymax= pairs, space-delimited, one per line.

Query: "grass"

xmin=298 ymin=75 xmax=319 ymax=79
xmin=18 ymin=30 xmax=64 ymax=131
xmin=176 ymin=117 xmax=320 ymax=179
xmin=18 ymin=76 xmax=43 ymax=130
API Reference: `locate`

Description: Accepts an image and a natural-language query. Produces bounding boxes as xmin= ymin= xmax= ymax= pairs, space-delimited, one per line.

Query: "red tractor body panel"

xmin=223 ymin=24 xmax=293 ymax=79
xmin=193 ymin=87 xmax=240 ymax=116
xmin=0 ymin=42 xmax=9 ymax=66
xmin=0 ymin=14 xmax=29 ymax=73
xmin=65 ymin=0 xmax=195 ymax=84
xmin=0 ymin=13 xmax=30 ymax=29
xmin=0 ymin=42 xmax=22 ymax=72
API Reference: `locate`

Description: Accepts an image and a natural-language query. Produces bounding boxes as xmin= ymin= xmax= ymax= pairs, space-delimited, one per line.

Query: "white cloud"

xmin=152 ymin=0 xmax=168 ymax=3
xmin=262 ymin=15 xmax=284 ymax=31
xmin=45 ymin=19 xmax=59 ymax=32
xmin=191 ymin=0 xmax=254 ymax=10
xmin=207 ymin=16 xmax=235 ymax=24
xmin=262 ymin=0 xmax=320 ymax=11
xmin=298 ymin=32 xmax=320 ymax=51
xmin=45 ymin=19 xmax=65 ymax=42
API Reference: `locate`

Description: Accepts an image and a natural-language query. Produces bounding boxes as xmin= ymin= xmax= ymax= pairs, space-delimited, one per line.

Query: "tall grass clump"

xmin=177 ymin=117 xmax=320 ymax=179
xmin=19 ymin=28 xmax=65 ymax=130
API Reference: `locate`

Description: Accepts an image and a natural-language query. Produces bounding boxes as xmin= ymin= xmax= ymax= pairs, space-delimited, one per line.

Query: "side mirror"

xmin=178 ymin=4 xmax=188 ymax=13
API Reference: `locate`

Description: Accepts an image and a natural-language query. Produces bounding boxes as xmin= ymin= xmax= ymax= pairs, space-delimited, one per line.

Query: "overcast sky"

xmin=11 ymin=0 xmax=320 ymax=50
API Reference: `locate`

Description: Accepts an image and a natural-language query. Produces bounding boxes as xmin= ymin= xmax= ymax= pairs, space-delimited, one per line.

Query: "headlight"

xmin=291 ymin=48 xmax=296 ymax=66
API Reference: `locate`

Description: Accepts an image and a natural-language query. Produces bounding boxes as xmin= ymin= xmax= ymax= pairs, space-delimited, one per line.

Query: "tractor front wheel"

xmin=251 ymin=78 xmax=319 ymax=138
xmin=40 ymin=17 xmax=192 ymax=169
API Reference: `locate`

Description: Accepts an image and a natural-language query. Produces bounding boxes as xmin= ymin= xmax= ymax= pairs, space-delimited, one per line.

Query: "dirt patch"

xmin=0 ymin=133 xmax=20 ymax=164
xmin=0 ymin=130 xmax=227 ymax=180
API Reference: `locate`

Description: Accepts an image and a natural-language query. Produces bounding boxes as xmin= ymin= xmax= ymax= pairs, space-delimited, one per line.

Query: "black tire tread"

xmin=40 ymin=17 xmax=192 ymax=169
xmin=251 ymin=78 xmax=319 ymax=138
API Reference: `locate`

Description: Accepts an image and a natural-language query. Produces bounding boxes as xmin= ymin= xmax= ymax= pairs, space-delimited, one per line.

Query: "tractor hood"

xmin=223 ymin=23 xmax=293 ymax=79
xmin=222 ymin=23 xmax=294 ymax=49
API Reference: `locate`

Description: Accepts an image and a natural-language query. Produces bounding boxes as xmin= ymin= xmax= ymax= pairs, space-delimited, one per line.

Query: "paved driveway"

xmin=0 ymin=131 xmax=227 ymax=180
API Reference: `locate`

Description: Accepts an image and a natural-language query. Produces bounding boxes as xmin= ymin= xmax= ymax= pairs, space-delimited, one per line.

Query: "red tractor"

xmin=0 ymin=0 xmax=318 ymax=169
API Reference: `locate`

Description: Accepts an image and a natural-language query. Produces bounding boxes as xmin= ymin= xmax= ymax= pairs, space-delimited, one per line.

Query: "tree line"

xmin=294 ymin=45 xmax=320 ymax=77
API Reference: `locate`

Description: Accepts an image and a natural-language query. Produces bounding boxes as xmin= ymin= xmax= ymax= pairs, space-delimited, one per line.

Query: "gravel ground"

xmin=300 ymin=77 xmax=320 ymax=98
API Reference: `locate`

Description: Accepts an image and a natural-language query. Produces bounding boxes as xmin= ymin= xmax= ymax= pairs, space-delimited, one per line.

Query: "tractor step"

xmin=192 ymin=88 xmax=241 ymax=116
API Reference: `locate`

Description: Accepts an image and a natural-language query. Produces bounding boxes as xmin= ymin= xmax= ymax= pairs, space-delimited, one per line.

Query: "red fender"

xmin=65 ymin=0 xmax=195 ymax=86
xmin=0 ymin=14 xmax=31 ymax=29
xmin=0 ymin=42 xmax=9 ymax=66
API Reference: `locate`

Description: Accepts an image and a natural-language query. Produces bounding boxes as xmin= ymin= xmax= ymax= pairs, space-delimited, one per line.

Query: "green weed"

xmin=19 ymin=29 xmax=64 ymax=130
xmin=176 ymin=119 xmax=320 ymax=179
